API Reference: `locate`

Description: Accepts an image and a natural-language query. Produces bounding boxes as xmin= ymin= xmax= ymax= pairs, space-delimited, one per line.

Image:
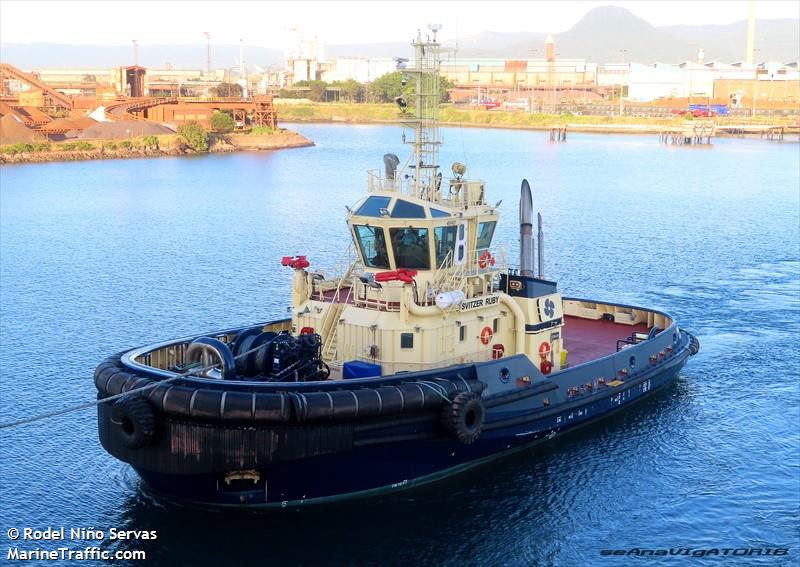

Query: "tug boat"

xmin=95 ymin=29 xmax=699 ymax=507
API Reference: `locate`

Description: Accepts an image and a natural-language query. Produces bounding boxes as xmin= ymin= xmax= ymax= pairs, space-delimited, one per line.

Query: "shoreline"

xmin=281 ymin=115 xmax=799 ymax=138
xmin=284 ymin=116 xmax=670 ymax=134
xmin=274 ymin=102 xmax=799 ymax=138
xmin=0 ymin=130 xmax=314 ymax=165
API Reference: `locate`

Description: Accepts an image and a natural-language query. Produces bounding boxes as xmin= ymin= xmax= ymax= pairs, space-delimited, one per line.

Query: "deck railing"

xmin=367 ymin=170 xmax=487 ymax=208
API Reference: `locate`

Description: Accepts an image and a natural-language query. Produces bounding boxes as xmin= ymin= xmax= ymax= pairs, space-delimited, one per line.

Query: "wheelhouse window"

xmin=356 ymin=196 xmax=391 ymax=217
xmin=390 ymin=227 xmax=430 ymax=270
xmin=476 ymin=221 xmax=496 ymax=250
xmin=391 ymin=199 xmax=426 ymax=219
xmin=354 ymin=225 xmax=390 ymax=269
xmin=434 ymin=225 xmax=458 ymax=268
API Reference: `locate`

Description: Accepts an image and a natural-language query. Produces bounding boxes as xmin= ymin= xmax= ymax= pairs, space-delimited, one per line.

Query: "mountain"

xmin=0 ymin=43 xmax=283 ymax=70
xmin=662 ymin=19 xmax=800 ymax=63
xmin=324 ymin=42 xmax=411 ymax=59
xmin=448 ymin=31 xmax=546 ymax=56
xmin=453 ymin=6 xmax=799 ymax=63
xmin=0 ymin=6 xmax=797 ymax=69
xmin=489 ymin=6 xmax=682 ymax=63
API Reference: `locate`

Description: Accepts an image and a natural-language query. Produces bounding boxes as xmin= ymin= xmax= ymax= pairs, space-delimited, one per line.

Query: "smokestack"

xmin=537 ymin=212 xmax=544 ymax=278
xmin=545 ymin=35 xmax=555 ymax=63
xmin=520 ymin=179 xmax=535 ymax=277
xmin=746 ymin=0 xmax=756 ymax=64
xmin=239 ymin=38 xmax=248 ymax=98
xmin=203 ymin=31 xmax=212 ymax=76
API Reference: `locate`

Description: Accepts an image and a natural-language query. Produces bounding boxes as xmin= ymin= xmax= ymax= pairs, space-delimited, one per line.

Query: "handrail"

xmin=367 ymin=169 xmax=487 ymax=207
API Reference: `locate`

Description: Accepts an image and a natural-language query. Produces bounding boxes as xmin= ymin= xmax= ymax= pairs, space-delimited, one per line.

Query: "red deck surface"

xmin=563 ymin=315 xmax=649 ymax=366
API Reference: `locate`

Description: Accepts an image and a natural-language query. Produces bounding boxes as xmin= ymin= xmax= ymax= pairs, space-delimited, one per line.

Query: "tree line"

xmin=280 ymin=72 xmax=453 ymax=103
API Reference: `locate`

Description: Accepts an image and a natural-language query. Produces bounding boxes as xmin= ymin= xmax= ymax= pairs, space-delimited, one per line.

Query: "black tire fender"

xmin=111 ymin=395 xmax=157 ymax=449
xmin=441 ymin=391 xmax=485 ymax=445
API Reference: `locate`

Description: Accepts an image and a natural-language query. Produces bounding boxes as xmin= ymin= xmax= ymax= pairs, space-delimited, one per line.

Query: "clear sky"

xmin=1 ymin=1 xmax=798 ymax=46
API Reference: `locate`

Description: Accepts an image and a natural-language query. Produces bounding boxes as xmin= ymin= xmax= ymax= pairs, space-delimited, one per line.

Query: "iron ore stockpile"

xmin=0 ymin=114 xmax=39 ymax=144
xmin=80 ymin=120 xmax=174 ymax=140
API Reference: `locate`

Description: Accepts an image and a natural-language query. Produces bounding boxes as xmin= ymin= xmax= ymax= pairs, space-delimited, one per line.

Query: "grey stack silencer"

xmin=383 ymin=153 xmax=400 ymax=180
xmin=537 ymin=212 xmax=544 ymax=279
xmin=519 ymin=179 xmax=535 ymax=277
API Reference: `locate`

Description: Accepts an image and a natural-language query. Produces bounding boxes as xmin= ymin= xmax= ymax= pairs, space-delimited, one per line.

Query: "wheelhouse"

xmin=349 ymin=193 xmax=498 ymax=274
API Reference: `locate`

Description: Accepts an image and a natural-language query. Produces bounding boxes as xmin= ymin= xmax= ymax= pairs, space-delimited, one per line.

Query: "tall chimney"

xmin=545 ymin=35 xmax=555 ymax=63
xmin=520 ymin=179 xmax=535 ymax=277
xmin=746 ymin=0 xmax=756 ymax=64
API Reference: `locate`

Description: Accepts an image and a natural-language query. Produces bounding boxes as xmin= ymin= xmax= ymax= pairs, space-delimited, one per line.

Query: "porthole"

xmin=629 ymin=355 xmax=636 ymax=368
xmin=499 ymin=367 xmax=510 ymax=382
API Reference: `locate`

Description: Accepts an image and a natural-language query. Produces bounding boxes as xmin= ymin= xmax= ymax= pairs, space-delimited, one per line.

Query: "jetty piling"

xmin=549 ymin=125 xmax=567 ymax=142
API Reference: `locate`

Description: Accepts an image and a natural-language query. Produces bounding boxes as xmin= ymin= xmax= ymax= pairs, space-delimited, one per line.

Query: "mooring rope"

xmin=0 ymin=335 xmax=280 ymax=430
xmin=417 ymin=380 xmax=454 ymax=405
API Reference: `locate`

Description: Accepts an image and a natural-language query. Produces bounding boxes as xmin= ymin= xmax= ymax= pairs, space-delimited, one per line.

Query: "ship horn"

xmin=519 ymin=179 xmax=535 ymax=277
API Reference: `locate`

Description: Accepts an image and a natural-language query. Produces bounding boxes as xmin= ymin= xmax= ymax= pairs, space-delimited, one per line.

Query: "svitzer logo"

xmin=543 ymin=298 xmax=555 ymax=318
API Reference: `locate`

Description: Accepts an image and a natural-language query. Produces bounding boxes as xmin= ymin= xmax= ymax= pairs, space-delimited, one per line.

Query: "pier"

xmin=658 ymin=121 xmax=715 ymax=145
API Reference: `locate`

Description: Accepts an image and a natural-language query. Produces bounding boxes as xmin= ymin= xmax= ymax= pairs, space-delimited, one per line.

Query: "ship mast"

xmin=401 ymin=25 xmax=442 ymax=201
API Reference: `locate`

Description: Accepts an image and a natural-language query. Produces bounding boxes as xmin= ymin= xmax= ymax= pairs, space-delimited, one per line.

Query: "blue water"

xmin=1 ymin=125 xmax=798 ymax=566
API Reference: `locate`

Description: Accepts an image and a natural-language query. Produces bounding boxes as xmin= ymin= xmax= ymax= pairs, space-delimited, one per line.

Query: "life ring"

xmin=478 ymin=251 xmax=495 ymax=269
xmin=480 ymin=326 xmax=493 ymax=345
xmin=441 ymin=391 xmax=485 ymax=444
xmin=538 ymin=341 xmax=551 ymax=358
xmin=110 ymin=395 xmax=157 ymax=449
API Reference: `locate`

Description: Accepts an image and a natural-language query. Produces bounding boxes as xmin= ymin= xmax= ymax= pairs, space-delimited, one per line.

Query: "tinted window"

xmin=354 ymin=225 xmax=390 ymax=269
xmin=434 ymin=225 xmax=458 ymax=268
xmin=477 ymin=221 xmax=496 ymax=250
xmin=430 ymin=208 xmax=450 ymax=218
xmin=390 ymin=228 xmax=430 ymax=270
xmin=391 ymin=199 xmax=427 ymax=218
xmin=356 ymin=196 xmax=391 ymax=217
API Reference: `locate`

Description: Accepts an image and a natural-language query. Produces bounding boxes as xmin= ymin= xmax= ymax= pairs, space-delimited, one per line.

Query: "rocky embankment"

xmin=0 ymin=130 xmax=314 ymax=165
xmin=228 ymin=130 xmax=314 ymax=150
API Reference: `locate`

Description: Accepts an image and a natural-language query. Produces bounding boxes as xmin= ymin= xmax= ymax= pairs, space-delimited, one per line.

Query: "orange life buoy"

xmin=539 ymin=341 xmax=551 ymax=358
xmin=480 ymin=326 xmax=493 ymax=345
xmin=540 ymin=360 xmax=553 ymax=374
xmin=478 ymin=251 xmax=494 ymax=269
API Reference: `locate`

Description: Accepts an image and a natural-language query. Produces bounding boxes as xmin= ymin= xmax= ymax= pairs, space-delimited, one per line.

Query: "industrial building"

xmin=0 ymin=60 xmax=277 ymax=145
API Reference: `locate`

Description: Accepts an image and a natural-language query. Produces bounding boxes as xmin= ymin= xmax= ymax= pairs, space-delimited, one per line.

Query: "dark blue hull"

xmin=135 ymin=353 xmax=688 ymax=507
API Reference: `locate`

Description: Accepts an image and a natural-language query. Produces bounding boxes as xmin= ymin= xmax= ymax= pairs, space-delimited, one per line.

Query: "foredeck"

xmin=562 ymin=315 xmax=649 ymax=366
